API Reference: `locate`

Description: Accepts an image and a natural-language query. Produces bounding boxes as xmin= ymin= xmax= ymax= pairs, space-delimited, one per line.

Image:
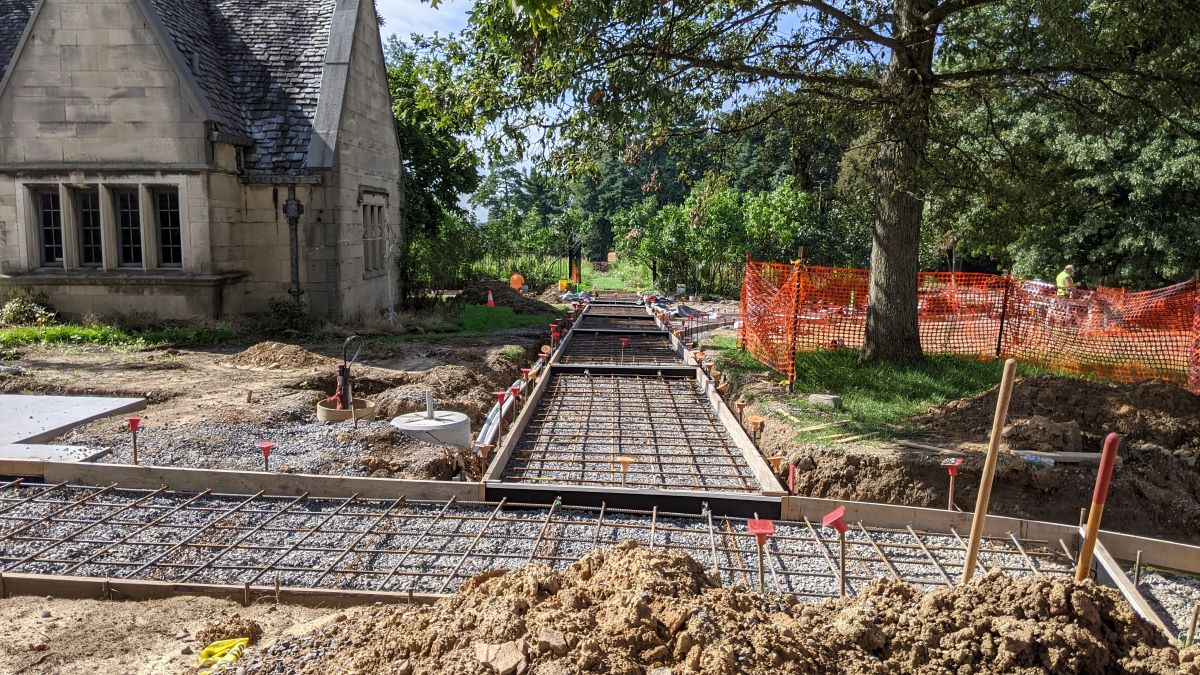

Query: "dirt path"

xmin=0 ymin=594 xmax=330 ymax=675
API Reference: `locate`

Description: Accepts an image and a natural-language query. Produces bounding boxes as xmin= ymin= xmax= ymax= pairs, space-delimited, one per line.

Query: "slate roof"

xmin=0 ymin=0 xmax=36 ymax=80
xmin=0 ymin=0 xmax=338 ymax=175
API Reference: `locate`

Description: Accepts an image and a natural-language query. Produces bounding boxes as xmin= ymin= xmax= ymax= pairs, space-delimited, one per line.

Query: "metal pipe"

xmin=282 ymin=186 xmax=305 ymax=305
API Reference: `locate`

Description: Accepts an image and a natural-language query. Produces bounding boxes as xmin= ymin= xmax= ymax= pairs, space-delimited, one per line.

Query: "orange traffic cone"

xmin=487 ymin=289 xmax=495 ymax=308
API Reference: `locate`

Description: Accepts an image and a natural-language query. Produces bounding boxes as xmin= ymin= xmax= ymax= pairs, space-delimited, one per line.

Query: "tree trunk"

xmin=861 ymin=0 xmax=936 ymax=365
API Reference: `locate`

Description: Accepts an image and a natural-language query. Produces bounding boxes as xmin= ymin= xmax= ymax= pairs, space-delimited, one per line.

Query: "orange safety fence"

xmin=739 ymin=259 xmax=1200 ymax=393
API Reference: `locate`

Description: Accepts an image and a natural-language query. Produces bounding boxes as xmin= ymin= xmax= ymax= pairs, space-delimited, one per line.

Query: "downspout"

xmin=282 ymin=185 xmax=305 ymax=305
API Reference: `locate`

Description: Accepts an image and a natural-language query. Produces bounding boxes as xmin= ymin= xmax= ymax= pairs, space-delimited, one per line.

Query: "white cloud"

xmin=378 ymin=0 xmax=474 ymax=41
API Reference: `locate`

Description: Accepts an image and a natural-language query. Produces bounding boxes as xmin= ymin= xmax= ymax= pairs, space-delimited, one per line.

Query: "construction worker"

xmin=1052 ymin=264 xmax=1079 ymax=326
xmin=1056 ymin=264 xmax=1076 ymax=297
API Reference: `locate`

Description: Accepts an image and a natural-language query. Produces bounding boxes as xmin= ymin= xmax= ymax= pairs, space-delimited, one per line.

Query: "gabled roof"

xmin=0 ymin=0 xmax=340 ymax=176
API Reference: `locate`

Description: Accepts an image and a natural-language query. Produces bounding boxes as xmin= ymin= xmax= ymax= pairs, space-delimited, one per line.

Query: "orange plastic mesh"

xmin=740 ymin=260 xmax=1200 ymax=393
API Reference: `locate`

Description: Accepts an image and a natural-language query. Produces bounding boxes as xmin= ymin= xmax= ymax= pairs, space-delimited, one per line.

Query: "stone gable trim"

xmin=306 ymin=0 xmax=361 ymax=170
xmin=239 ymin=173 xmax=323 ymax=185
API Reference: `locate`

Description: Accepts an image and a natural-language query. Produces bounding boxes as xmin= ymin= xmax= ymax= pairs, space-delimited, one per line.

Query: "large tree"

xmin=386 ymin=37 xmax=481 ymax=307
xmin=419 ymin=0 xmax=1200 ymax=364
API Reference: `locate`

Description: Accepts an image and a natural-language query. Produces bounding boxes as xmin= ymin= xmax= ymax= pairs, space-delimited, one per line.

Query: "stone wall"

xmin=0 ymin=0 xmax=208 ymax=166
xmin=326 ymin=0 xmax=402 ymax=320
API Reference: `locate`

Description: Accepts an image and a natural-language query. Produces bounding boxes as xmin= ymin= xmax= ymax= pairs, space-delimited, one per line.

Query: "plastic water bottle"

xmin=1020 ymin=454 xmax=1055 ymax=468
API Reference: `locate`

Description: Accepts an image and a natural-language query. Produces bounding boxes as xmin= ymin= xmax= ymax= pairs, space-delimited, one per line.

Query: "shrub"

xmin=0 ymin=297 xmax=56 ymax=327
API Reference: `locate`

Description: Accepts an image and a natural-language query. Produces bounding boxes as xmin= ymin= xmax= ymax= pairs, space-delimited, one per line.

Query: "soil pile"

xmin=373 ymin=346 xmax=528 ymax=424
xmin=350 ymin=426 xmax=482 ymax=480
xmin=243 ymin=542 xmax=1195 ymax=675
xmin=224 ymin=342 xmax=336 ymax=370
xmin=455 ymin=281 xmax=560 ymax=316
xmin=919 ymin=375 xmax=1200 ymax=458
xmin=196 ymin=614 xmax=264 ymax=646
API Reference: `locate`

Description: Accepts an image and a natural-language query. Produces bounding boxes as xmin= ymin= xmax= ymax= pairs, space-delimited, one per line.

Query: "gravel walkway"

xmin=69 ymin=418 xmax=414 ymax=476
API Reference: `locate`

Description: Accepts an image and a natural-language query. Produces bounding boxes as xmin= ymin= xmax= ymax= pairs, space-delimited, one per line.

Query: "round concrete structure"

xmin=390 ymin=410 xmax=472 ymax=449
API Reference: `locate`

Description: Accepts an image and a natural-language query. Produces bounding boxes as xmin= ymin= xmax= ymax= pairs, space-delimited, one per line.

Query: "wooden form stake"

xmin=961 ymin=359 xmax=1017 ymax=584
xmin=1075 ymin=433 xmax=1122 ymax=582
xmin=1188 ymin=602 xmax=1199 ymax=646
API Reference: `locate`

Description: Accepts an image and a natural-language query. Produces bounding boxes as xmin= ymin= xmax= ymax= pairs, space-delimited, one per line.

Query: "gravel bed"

xmin=1138 ymin=569 xmax=1200 ymax=637
xmin=72 ymin=419 xmax=403 ymax=476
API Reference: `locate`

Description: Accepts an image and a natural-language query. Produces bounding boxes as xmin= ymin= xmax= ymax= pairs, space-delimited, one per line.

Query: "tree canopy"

xmin=410 ymin=0 xmax=1200 ymax=363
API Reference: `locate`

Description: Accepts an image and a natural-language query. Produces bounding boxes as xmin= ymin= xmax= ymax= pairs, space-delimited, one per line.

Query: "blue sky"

xmin=378 ymin=0 xmax=473 ymax=40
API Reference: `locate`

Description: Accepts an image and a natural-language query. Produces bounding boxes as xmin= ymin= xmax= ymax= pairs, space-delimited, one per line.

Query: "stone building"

xmin=0 ymin=0 xmax=402 ymax=320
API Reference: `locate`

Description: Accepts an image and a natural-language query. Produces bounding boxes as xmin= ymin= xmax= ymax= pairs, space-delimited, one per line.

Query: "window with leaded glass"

xmin=35 ymin=189 xmax=63 ymax=267
xmin=114 ymin=189 xmax=142 ymax=267
xmin=76 ymin=189 xmax=102 ymax=267
xmin=154 ymin=188 xmax=182 ymax=267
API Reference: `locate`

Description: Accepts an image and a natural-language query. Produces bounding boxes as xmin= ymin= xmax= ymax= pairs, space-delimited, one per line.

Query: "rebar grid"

xmin=0 ymin=483 xmax=1075 ymax=597
xmin=560 ymin=332 xmax=681 ymax=365
xmin=582 ymin=305 xmax=652 ymax=317
xmin=502 ymin=373 xmax=757 ymax=491
xmin=578 ymin=315 xmax=659 ymax=330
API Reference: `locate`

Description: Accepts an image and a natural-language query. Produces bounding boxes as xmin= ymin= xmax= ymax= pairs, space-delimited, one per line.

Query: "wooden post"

xmin=961 ymin=358 xmax=1018 ymax=583
xmin=1075 ymin=433 xmax=1122 ymax=582
xmin=995 ymin=269 xmax=1013 ymax=358
xmin=1133 ymin=550 xmax=1142 ymax=585
xmin=1188 ymin=602 xmax=1199 ymax=646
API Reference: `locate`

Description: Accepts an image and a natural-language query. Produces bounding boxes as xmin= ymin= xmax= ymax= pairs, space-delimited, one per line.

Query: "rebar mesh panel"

xmin=0 ymin=483 xmax=1075 ymax=598
xmin=578 ymin=315 xmax=658 ymax=330
xmin=502 ymin=373 xmax=758 ymax=491
xmin=560 ymin=332 xmax=681 ymax=365
xmin=583 ymin=305 xmax=651 ymax=317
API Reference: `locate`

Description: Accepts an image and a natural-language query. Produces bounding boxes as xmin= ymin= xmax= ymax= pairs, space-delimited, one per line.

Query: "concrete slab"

xmin=0 ymin=394 xmax=146 ymax=445
xmin=0 ymin=444 xmax=110 ymax=463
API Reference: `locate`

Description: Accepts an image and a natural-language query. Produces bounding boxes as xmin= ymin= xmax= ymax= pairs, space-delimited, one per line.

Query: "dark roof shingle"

xmin=0 ymin=0 xmax=37 ymax=79
xmin=0 ymin=0 xmax=338 ymax=175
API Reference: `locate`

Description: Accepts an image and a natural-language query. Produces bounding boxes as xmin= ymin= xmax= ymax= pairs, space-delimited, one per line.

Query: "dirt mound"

xmin=919 ymin=375 xmax=1200 ymax=456
xmin=346 ymin=426 xmax=482 ymax=480
xmin=243 ymin=543 xmax=1195 ymax=674
xmin=373 ymin=346 xmax=528 ymax=424
xmin=196 ymin=614 xmax=263 ymax=646
xmin=455 ymin=281 xmax=559 ymax=316
xmin=223 ymin=342 xmax=335 ymax=370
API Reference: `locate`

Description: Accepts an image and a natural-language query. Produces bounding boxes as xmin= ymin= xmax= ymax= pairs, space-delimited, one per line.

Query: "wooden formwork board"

xmin=0 ymin=572 xmax=446 ymax=609
xmin=4 ymin=462 xmax=484 ymax=501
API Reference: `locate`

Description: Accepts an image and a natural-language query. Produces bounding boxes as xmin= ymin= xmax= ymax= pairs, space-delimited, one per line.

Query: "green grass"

xmin=372 ymin=304 xmax=558 ymax=343
xmin=455 ymin=305 xmax=555 ymax=335
xmin=709 ymin=335 xmax=1045 ymax=440
xmin=581 ymin=260 xmax=653 ymax=292
xmin=0 ymin=323 xmax=235 ymax=349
